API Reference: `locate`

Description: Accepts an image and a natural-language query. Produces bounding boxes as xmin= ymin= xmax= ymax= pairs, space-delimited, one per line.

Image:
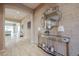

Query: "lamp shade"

xmin=58 ymin=25 xmax=64 ymax=32
xmin=38 ymin=27 xmax=41 ymax=31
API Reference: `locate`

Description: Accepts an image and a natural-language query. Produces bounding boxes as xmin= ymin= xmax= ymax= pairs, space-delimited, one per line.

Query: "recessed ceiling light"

xmin=16 ymin=11 xmax=20 ymax=14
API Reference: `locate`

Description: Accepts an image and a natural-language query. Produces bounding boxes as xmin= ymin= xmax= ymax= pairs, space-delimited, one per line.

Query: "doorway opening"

xmin=5 ymin=20 xmax=20 ymax=47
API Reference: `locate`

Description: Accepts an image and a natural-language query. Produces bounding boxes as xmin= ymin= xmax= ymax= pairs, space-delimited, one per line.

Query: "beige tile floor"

xmin=0 ymin=39 xmax=50 ymax=56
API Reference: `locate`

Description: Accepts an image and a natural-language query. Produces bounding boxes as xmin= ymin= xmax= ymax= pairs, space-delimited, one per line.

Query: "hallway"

xmin=0 ymin=3 xmax=79 ymax=56
xmin=0 ymin=39 xmax=49 ymax=56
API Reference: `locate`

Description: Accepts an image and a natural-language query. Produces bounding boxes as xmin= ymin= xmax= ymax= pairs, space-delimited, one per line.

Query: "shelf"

xmin=38 ymin=45 xmax=64 ymax=56
xmin=41 ymin=33 xmax=70 ymax=39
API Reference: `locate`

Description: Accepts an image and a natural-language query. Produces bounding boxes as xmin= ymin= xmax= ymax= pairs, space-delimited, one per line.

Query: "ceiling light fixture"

xmin=16 ymin=11 xmax=20 ymax=14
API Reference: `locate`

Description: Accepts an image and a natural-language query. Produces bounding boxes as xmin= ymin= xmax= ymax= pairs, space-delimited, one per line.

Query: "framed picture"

xmin=27 ymin=21 xmax=31 ymax=29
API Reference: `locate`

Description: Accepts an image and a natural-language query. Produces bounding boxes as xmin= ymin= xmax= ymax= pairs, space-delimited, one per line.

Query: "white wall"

xmin=58 ymin=3 xmax=79 ymax=56
xmin=21 ymin=13 xmax=33 ymax=43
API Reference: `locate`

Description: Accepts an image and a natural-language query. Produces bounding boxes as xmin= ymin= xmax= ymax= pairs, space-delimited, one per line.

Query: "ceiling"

xmin=5 ymin=8 xmax=27 ymax=22
xmin=5 ymin=3 xmax=40 ymax=22
xmin=23 ymin=3 xmax=40 ymax=9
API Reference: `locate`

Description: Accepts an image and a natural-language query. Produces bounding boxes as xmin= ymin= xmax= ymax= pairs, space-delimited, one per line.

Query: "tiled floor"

xmin=0 ymin=39 xmax=49 ymax=56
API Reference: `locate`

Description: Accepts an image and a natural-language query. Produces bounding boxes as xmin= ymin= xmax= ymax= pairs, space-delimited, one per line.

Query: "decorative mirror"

xmin=42 ymin=7 xmax=62 ymax=30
